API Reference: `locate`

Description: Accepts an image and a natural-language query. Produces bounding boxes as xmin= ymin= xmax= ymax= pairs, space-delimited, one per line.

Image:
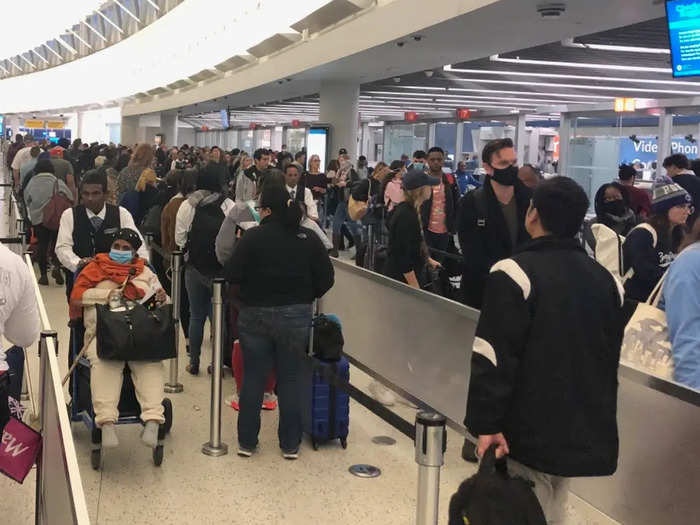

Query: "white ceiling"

xmin=160 ymin=0 xmax=669 ymax=123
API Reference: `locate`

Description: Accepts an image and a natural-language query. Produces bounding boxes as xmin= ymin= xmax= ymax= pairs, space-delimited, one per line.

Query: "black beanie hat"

xmin=111 ymin=228 xmax=142 ymax=251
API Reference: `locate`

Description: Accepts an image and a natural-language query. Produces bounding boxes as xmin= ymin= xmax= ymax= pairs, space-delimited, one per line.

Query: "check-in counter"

xmin=324 ymin=259 xmax=700 ymax=525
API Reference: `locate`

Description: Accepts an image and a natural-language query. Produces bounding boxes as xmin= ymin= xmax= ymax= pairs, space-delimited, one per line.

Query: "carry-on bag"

xmin=448 ymin=445 xmax=546 ymax=525
xmin=302 ymin=355 xmax=350 ymax=450
xmin=0 ymin=417 xmax=42 ymax=484
xmin=96 ymin=302 xmax=176 ymax=361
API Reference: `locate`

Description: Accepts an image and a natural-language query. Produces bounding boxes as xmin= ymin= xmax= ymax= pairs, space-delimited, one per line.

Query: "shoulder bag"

xmin=620 ymin=271 xmax=673 ymax=380
xmin=96 ymin=301 xmax=175 ymax=361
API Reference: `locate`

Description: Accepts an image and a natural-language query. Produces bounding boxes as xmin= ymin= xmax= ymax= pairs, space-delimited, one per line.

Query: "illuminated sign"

xmin=404 ymin=111 xmax=418 ymax=122
xmin=614 ymin=98 xmax=636 ymax=112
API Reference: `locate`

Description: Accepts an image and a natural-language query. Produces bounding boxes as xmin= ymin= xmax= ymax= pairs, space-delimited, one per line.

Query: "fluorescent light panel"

xmin=562 ymin=38 xmax=669 ymax=55
xmin=449 ymin=76 xmax=700 ymax=96
xmin=389 ymin=85 xmax=613 ymax=100
xmin=362 ymin=92 xmax=599 ymax=105
xmin=443 ymin=65 xmax=700 ymax=87
xmin=489 ymin=54 xmax=671 ymax=74
xmin=68 ymin=29 xmax=92 ymax=49
xmin=82 ymin=20 xmax=108 ymax=42
xmin=95 ymin=9 xmax=125 ymax=34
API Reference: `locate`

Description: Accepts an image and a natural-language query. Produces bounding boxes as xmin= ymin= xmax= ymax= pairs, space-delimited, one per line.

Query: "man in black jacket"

xmin=465 ymin=177 xmax=625 ymax=524
xmin=662 ymin=153 xmax=700 ymax=226
xmin=457 ymin=138 xmax=531 ymax=309
xmin=420 ymin=147 xmax=460 ymax=261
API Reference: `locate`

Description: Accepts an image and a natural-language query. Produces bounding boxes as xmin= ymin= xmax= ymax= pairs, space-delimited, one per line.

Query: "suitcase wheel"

xmin=162 ymin=398 xmax=173 ymax=435
xmin=312 ymin=438 xmax=319 ymax=451
xmin=153 ymin=445 xmax=164 ymax=466
xmin=91 ymin=448 xmax=101 ymax=471
xmin=340 ymin=437 xmax=347 ymax=449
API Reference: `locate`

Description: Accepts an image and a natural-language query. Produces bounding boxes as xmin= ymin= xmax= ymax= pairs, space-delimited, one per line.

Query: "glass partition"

xmin=383 ymin=123 xmax=428 ymax=163
xmin=239 ymin=130 xmax=254 ymax=152
xmin=254 ymin=129 xmax=272 ymax=149
xmin=286 ymin=128 xmax=306 ymax=154
xmin=434 ymin=122 xmax=457 ymax=168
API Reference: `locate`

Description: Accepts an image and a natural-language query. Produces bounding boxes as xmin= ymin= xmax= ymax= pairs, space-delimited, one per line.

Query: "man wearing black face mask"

xmin=457 ymin=138 xmax=531 ymax=310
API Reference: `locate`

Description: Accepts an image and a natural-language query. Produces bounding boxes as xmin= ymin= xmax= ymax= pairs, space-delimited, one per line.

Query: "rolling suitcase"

xmin=302 ymin=355 xmax=350 ymax=450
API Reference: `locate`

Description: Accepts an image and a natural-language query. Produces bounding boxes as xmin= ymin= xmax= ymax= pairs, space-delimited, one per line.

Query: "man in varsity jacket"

xmin=465 ymin=177 xmax=625 ymax=524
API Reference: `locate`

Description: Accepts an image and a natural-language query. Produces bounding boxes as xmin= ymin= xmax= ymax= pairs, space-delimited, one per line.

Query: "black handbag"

xmin=312 ymin=314 xmax=344 ymax=361
xmin=96 ymin=302 xmax=176 ymax=361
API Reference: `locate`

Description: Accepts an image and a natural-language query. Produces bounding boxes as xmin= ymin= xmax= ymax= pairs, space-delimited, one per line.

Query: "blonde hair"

xmin=129 ymin=143 xmax=154 ymax=169
xmin=135 ymin=168 xmax=157 ymax=192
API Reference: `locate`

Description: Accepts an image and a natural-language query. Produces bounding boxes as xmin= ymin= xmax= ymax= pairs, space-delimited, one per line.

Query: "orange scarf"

xmin=69 ymin=254 xmax=146 ymax=319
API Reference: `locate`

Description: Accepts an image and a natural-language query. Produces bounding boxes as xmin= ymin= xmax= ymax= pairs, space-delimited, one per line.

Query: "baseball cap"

xmin=338 ymin=148 xmax=348 ymax=155
xmin=403 ymin=167 xmax=440 ymax=190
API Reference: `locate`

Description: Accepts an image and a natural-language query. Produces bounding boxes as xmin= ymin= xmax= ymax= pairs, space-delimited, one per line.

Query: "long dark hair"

xmin=648 ymin=213 xmax=684 ymax=253
xmin=260 ymin=182 xmax=303 ymax=229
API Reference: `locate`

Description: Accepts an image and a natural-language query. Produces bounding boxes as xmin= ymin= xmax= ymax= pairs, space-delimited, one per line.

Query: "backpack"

xmin=140 ymin=203 xmax=163 ymax=238
xmin=592 ymin=222 xmax=656 ymax=283
xmin=448 ymin=446 xmax=546 ymax=525
xmin=186 ymin=195 xmax=226 ymax=277
xmin=42 ymin=179 xmax=72 ymax=231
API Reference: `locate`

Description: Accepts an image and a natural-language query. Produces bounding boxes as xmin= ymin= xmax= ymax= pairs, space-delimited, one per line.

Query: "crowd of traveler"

xmin=2 ymin=128 xmax=699 ymax=523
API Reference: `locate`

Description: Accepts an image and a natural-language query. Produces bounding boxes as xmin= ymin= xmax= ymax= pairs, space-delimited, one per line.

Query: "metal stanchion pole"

xmin=415 ymin=411 xmax=447 ymax=525
xmin=202 ymin=278 xmax=228 ymax=456
xmin=165 ymin=250 xmax=184 ymax=393
xmin=143 ymin=232 xmax=154 ymax=263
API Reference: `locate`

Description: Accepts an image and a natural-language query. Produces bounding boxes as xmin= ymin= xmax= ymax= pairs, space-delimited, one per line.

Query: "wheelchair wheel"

xmin=162 ymin=398 xmax=173 ymax=435
xmin=91 ymin=449 xmax=101 ymax=471
xmin=153 ymin=445 xmax=164 ymax=466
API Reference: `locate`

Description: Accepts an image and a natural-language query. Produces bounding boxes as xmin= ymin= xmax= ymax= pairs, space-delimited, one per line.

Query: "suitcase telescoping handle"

xmin=309 ymin=298 xmax=322 ymax=355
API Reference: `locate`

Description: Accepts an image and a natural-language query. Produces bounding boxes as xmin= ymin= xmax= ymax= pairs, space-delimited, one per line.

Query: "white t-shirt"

xmin=0 ymin=244 xmax=41 ymax=371
xmin=11 ymin=146 xmax=33 ymax=171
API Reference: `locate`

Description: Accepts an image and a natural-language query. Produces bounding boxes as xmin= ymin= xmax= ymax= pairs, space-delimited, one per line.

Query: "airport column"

xmin=558 ymin=113 xmax=571 ymax=177
xmin=160 ymin=111 xmax=179 ymax=148
xmin=656 ymin=108 xmax=672 ymax=178
xmin=319 ymin=81 xmax=360 ymax=160
xmin=515 ymin=112 xmax=527 ymax=164
xmin=76 ymin=112 xmax=85 ymax=141
xmin=455 ymin=123 xmax=464 ymax=164
xmin=120 ymin=115 xmax=139 ymax=146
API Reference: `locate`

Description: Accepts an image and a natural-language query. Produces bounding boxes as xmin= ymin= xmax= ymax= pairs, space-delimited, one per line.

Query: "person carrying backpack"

xmin=175 ymin=165 xmax=235 ymax=375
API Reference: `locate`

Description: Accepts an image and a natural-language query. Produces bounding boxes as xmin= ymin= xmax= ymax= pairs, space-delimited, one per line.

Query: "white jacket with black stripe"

xmin=465 ymin=236 xmax=626 ymax=477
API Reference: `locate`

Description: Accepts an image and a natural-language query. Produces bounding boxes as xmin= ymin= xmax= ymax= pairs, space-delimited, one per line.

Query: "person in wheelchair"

xmin=69 ymin=228 xmax=167 ymax=449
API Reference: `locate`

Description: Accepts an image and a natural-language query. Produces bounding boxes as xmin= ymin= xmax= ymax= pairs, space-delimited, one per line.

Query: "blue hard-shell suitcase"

xmin=302 ymin=355 xmax=350 ymax=450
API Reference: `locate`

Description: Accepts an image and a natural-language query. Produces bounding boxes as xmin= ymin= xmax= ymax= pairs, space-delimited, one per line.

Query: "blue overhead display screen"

xmin=667 ymin=0 xmax=700 ymax=77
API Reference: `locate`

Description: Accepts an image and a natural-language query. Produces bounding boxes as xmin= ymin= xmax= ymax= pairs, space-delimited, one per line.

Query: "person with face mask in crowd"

xmin=583 ymin=182 xmax=639 ymax=254
xmin=457 ymin=138 xmax=531 ymax=310
xmin=69 ymin=228 xmax=168 ymax=449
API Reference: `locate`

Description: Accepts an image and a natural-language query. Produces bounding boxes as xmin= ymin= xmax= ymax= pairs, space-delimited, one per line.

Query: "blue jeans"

xmin=332 ymin=200 xmax=361 ymax=237
xmin=237 ymin=304 xmax=312 ymax=451
xmin=184 ymin=265 xmax=213 ymax=366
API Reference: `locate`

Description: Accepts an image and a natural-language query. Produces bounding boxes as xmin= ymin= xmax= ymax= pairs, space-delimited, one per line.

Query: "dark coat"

xmin=466 ymin=237 xmax=625 ymax=477
xmin=457 ymin=178 xmax=531 ymax=309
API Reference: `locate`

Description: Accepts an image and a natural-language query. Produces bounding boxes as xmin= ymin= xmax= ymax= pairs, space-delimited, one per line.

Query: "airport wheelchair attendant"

xmin=68 ymin=228 xmax=174 ymax=469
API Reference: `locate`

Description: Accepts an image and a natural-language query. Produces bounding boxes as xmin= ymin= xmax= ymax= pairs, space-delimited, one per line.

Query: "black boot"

xmin=38 ymin=274 xmax=49 ymax=286
xmin=330 ymin=234 xmax=341 ymax=258
xmin=354 ymin=235 xmax=365 ymax=267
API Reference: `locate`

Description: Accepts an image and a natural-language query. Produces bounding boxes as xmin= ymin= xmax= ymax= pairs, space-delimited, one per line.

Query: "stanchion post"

xmin=143 ymin=232 xmax=154 ymax=263
xmin=202 ymin=278 xmax=228 ymax=456
xmin=415 ymin=411 xmax=447 ymax=525
xmin=165 ymin=250 xmax=184 ymax=393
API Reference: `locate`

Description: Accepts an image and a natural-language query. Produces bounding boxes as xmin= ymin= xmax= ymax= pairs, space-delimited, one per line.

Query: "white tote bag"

xmin=620 ymin=273 xmax=674 ymax=380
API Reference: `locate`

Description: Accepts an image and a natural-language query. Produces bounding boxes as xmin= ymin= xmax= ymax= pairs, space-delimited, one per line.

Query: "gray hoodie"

xmin=24 ymin=173 xmax=72 ymax=225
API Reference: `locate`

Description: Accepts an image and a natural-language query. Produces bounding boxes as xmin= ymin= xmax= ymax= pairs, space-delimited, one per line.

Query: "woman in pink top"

xmin=384 ymin=161 xmax=406 ymax=213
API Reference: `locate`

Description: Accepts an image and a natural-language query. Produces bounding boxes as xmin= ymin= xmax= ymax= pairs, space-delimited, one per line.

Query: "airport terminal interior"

xmin=1 ymin=1 xmax=699 ymax=524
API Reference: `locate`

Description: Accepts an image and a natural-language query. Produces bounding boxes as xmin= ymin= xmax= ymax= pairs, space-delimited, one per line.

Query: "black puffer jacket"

xmin=465 ymin=237 xmax=625 ymax=477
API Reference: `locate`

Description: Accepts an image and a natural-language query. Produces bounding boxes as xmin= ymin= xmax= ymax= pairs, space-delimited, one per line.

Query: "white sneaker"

xmin=369 ymin=380 xmax=396 ymax=406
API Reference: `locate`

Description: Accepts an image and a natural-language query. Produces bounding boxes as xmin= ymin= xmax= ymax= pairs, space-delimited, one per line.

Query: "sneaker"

xmin=262 ymin=392 xmax=278 ymax=411
xmin=369 ymin=380 xmax=396 ymax=406
xmin=237 ymin=446 xmax=255 ymax=458
xmin=225 ymin=392 xmax=240 ymax=411
xmin=38 ymin=274 xmax=49 ymax=286
xmin=282 ymin=448 xmax=299 ymax=460
xmin=52 ymin=266 xmax=64 ymax=285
